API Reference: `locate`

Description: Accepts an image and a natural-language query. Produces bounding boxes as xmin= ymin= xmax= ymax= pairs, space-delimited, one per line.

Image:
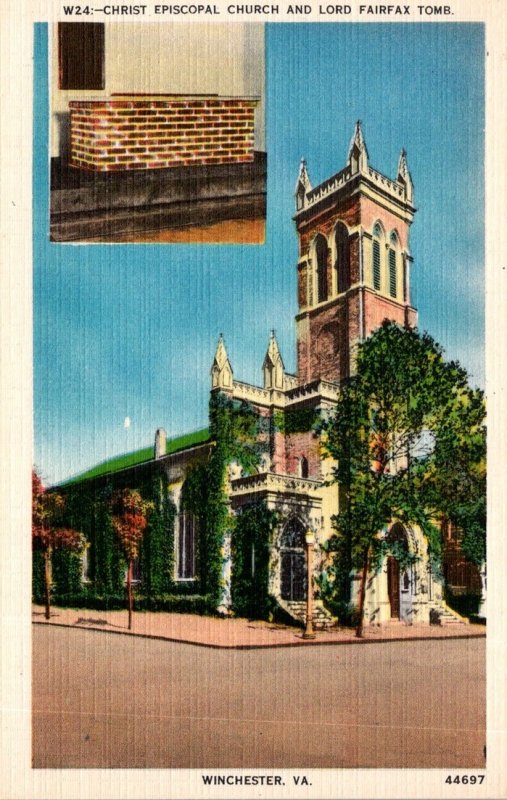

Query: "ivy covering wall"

xmin=273 ymin=407 xmax=319 ymax=435
xmin=33 ymin=392 xmax=267 ymax=615
xmin=138 ymin=473 xmax=176 ymax=597
xmin=181 ymin=391 xmax=267 ymax=610
xmin=32 ymin=465 xmax=178 ymax=610
xmin=230 ymin=501 xmax=278 ymax=619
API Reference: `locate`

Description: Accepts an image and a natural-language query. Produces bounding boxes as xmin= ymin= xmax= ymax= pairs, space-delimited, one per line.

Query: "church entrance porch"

xmin=277 ymin=515 xmax=336 ymax=629
xmin=361 ymin=522 xmax=444 ymax=626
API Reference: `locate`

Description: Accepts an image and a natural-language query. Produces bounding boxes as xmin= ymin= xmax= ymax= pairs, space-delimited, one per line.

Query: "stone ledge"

xmin=50 ymin=152 xmax=266 ymax=242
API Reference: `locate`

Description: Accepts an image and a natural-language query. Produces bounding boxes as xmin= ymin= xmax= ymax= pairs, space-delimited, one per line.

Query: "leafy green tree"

xmin=416 ymin=388 xmax=486 ymax=567
xmin=32 ymin=470 xmax=85 ymax=620
xmin=321 ymin=322 xmax=485 ymax=637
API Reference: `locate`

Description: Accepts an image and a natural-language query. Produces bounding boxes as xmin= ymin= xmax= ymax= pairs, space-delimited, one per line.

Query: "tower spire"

xmin=347 ymin=120 xmax=369 ymax=174
xmin=397 ymin=148 xmax=414 ymax=203
xmin=211 ymin=334 xmax=233 ymax=391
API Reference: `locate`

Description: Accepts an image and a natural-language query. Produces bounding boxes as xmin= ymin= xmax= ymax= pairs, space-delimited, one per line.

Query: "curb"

xmin=32 ymin=619 xmax=486 ymax=651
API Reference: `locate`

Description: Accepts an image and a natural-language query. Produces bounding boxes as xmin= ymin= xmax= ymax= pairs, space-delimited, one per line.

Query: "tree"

xmin=416 ymin=386 xmax=486 ymax=568
xmin=32 ymin=470 xmax=85 ymax=620
xmin=111 ymin=488 xmax=152 ymax=629
xmin=321 ymin=321 xmax=486 ymax=637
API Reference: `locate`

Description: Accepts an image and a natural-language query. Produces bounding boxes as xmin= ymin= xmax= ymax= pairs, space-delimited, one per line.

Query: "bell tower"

xmin=294 ymin=122 xmax=417 ymax=385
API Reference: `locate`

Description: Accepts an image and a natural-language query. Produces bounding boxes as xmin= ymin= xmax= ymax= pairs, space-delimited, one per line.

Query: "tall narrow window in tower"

xmin=315 ymin=234 xmax=329 ymax=303
xmin=335 ymin=222 xmax=350 ymax=294
xmin=177 ymin=512 xmax=197 ymax=580
xmin=298 ymin=456 xmax=309 ymax=478
xmin=389 ymin=232 xmax=398 ymax=298
xmin=372 ymin=224 xmax=382 ymax=291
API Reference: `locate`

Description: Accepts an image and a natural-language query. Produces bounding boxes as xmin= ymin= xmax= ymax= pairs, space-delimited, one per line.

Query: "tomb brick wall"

xmin=69 ymin=97 xmax=258 ymax=172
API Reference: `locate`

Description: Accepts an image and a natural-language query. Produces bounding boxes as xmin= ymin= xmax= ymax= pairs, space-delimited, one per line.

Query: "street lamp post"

xmin=303 ymin=530 xmax=316 ymax=639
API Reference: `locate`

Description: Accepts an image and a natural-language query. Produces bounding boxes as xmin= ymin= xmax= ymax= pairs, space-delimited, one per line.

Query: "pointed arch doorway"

xmin=280 ymin=517 xmax=307 ymax=601
xmin=386 ymin=523 xmax=413 ymax=622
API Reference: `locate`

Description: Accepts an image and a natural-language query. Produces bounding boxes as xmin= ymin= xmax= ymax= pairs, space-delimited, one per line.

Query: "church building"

xmin=49 ymin=123 xmax=474 ymax=628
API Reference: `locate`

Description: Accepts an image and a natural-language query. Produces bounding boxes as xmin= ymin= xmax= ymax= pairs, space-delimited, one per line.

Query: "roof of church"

xmin=60 ymin=428 xmax=210 ymax=487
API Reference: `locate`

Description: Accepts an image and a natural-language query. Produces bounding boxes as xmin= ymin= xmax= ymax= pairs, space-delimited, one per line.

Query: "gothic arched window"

xmin=315 ymin=234 xmax=328 ymax=303
xmin=388 ymin=232 xmax=399 ymax=299
xmin=372 ymin=223 xmax=383 ymax=291
xmin=280 ymin=517 xmax=307 ymax=601
xmin=334 ymin=222 xmax=350 ymax=294
xmin=177 ymin=512 xmax=197 ymax=580
xmin=281 ymin=517 xmax=306 ymax=549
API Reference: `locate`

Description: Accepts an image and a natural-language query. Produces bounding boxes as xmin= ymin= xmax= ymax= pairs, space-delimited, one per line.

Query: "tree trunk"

xmin=127 ymin=559 xmax=133 ymax=630
xmin=44 ymin=547 xmax=52 ymax=621
xmin=355 ymin=546 xmax=370 ymax=638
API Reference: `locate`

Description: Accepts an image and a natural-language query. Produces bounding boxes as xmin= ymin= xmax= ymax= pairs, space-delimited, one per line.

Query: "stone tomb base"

xmin=50 ymin=152 xmax=266 ymax=243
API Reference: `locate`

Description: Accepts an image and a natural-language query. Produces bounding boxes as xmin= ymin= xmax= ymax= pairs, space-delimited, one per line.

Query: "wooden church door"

xmin=387 ymin=556 xmax=400 ymax=619
xmin=399 ymin=567 xmax=413 ymax=622
xmin=387 ymin=525 xmax=414 ymax=622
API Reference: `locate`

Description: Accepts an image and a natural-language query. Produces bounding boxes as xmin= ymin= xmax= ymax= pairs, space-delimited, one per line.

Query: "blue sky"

xmin=33 ymin=22 xmax=485 ymax=485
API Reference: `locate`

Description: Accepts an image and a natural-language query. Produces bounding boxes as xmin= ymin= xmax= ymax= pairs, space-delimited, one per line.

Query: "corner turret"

xmin=295 ymin=158 xmax=312 ymax=211
xmin=211 ymin=334 xmax=233 ymax=391
xmin=263 ymin=331 xmax=285 ymax=390
xmin=347 ymin=120 xmax=369 ymax=174
xmin=397 ymin=148 xmax=414 ymax=204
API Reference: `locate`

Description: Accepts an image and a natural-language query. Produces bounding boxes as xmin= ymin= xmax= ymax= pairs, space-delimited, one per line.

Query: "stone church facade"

xmin=59 ymin=123 xmax=473 ymax=627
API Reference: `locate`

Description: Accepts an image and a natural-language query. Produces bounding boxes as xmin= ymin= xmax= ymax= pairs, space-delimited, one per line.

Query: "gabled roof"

xmin=59 ymin=428 xmax=210 ymax=486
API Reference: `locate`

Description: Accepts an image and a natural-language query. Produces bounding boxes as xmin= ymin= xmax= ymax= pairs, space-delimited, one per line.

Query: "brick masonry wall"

xmin=298 ymin=194 xmax=360 ymax=257
xmin=363 ymin=290 xmax=417 ymax=334
xmin=241 ymin=403 xmax=321 ymax=479
xmin=297 ymin=261 xmax=307 ymax=309
xmin=303 ymin=294 xmax=356 ymax=384
xmin=69 ymin=96 xmax=258 ymax=172
xmin=284 ymin=431 xmax=321 ymax=479
xmin=271 ymin=430 xmax=287 ymax=474
xmin=295 ymin=187 xmax=416 ymax=384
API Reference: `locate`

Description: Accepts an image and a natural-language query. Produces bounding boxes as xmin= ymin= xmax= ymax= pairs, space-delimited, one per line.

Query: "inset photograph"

xmin=50 ymin=22 xmax=266 ymax=243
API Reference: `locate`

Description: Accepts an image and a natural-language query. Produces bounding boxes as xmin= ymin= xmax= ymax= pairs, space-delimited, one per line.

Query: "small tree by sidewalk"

xmin=111 ymin=488 xmax=152 ymax=630
xmin=32 ymin=470 xmax=85 ymax=620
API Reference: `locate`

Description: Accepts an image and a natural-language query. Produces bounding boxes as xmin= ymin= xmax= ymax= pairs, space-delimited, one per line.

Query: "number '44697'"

xmin=445 ymin=775 xmax=485 ymax=785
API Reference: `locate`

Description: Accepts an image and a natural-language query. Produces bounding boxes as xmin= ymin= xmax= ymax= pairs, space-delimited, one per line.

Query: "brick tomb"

xmin=69 ymin=95 xmax=259 ymax=172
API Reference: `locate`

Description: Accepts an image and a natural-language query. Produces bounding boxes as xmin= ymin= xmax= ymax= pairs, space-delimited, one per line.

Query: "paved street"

xmin=33 ymin=626 xmax=485 ymax=769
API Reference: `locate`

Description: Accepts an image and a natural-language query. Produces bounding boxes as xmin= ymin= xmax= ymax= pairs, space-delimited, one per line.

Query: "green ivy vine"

xmin=230 ymin=501 xmax=278 ymax=619
xmin=273 ymin=407 xmax=319 ymax=435
xmin=181 ymin=391 xmax=268 ymax=610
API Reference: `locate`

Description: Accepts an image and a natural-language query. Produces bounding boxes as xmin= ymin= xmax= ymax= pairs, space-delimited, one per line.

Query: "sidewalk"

xmin=32 ymin=605 xmax=486 ymax=649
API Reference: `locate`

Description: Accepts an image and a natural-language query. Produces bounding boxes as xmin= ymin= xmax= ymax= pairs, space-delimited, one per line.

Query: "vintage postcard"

xmin=1 ymin=2 xmax=506 ymax=799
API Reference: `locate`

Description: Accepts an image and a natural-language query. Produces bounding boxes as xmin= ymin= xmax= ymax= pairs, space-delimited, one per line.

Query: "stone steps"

xmin=284 ymin=600 xmax=337 ymax=630
xmin=429 ymin=604 xmax=468 ymax=626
